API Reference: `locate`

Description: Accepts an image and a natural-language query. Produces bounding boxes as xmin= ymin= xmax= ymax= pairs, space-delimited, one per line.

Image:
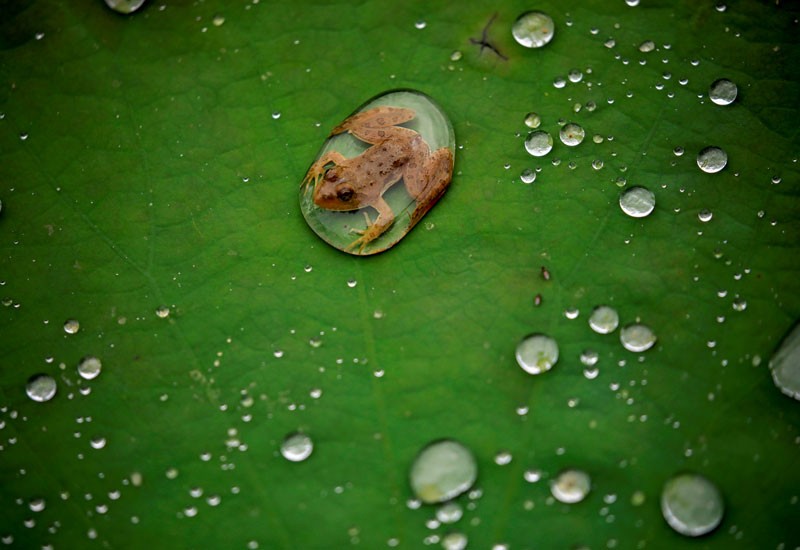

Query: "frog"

xmin=303 ymin=106 xmax=454 ymax=253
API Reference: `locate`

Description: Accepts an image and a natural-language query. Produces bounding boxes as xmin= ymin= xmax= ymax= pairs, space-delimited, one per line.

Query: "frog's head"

xmin=313 ymin=166 xmax=363 ymax=211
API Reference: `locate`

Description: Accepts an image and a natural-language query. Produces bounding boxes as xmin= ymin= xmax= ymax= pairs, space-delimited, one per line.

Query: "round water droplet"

xmin=567 ymin=69 xmax=583 ymax=83
xmin=212 ymin=14 xmax=225 ymax=27
xmin=77 ymin=356 xmax=102 ymax=380
xmin=524 ymin=130 xmax=553 ymax=157
xmin=155 ymin=306 xmax=170 ymax=318
xmin=580 ymin=349 xmax=599 ymax=367
xmin=558 ymin=123 xmax=584 ymax=148
xmin=523 ymin=469 xmax=542 ymax=483
xmin=103 ymin=0 xmax=146 ymax=14
xmin=280 ymin=432 xmax=313 ymax=462
xmin=409 ymin=439 xmax=477 ymax=504
xmin=512 ymin=11 xmax=555 ymax=48
xmin=619 ymin=186 xmax=655 ymax=218
xmin=769 ymin=322 xmax=800 ymax=400
xmin=524 ymin=112 xmax=541 ymax=129
xmin=300 ymin=90 xmax=454 ymax=255
xmin=709 ymin=78 xmax=737 ymax=106
xmin=516 ymin=334 xmax=559 ymax=375
xmin=63 ymin=319 xmax=80 ymax=334
xmin=589 ymin=306 xmax=619 ymax=334
xmin=696 ymin=146 xmax=727 ymax=174
xmin=26 ymin=374 xmax=57 ymax=402
xmin=551 ymin=469 xmax=591 ymax=503
xmin=620 ymin=323 xmax=657 ymax=352
xmin=414 ymin=20 xmax=427 ymax=30
xmin=661 ymin=473 xmax=724 ymax=537
xmin=436 ymin=502 xmax=463 ymax=524
xmin=441 ymin=532 xmax=468 ymax=550
xmin=698 ymin=209 xmax=713 ymax=223
xmin=520 ymin=169 xmax=536 ymax=184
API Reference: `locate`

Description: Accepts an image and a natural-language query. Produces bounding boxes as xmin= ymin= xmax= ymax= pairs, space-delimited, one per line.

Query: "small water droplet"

xmin=589 ymin=305 xmax=619 ymax=334
xmin=441 ymin=532 xmax=468 ymax=550
xmin=709 ymin=78 xmax=737 ymax=106
xmin=103 ymin=0 xmax=146 ymax=14
xmin=436 ymin=502 xmax=463 ymax=524
xmin=494 ymin=451 xmax=513 ymax=465
xmin=568 ymin=69 xmax=584 ymax=83
xmin=698 ymin=209 xmax=713 ymax=222
xmin=551 ymin=469 xmax=591 ymax=503
xmin=450 ymin=50 xmax=462 ymax=62
xmin=591 ymin=159 xmax=604 ymax=170
xmin=63 ymin=319 xmax=80 ymax=334
xmin=280 ymin=432 xmax=313 ymax=462
xmin=26 ymin=374 xmax=57 ymax=402
xmin=553 ymin=76 xmax=567 ymax=89
xmin=519 ymin=169 xmax=536 ymax=184
xmin=769 ymin=322 xmax=800 ymax=400
xmin=620 ymin=323 xmax=657 ymax=352
xmin=732 ymin=297 xmax=747 ymax=312
xmin=559 ymin=123 xmax=585 ymax=146
xmin=523 ymin=112 xmax=542 ymax=129
xmin=271 ymin=111 xmax=281 ymax=120
xmin=697 ymin=146 xmax=728 ymax=173
xmin=28 ymin=497 xmax=46 ymax=512
xmin=580 ymin=349 xmax=599 ymax=366
xmin=77 ymin=356 xmax=102 ymax=380
xmin=512 ymin=11 xmax=555 ymax=48
xmin=524 ymin=469 xmax=542 ymax=483
xmin=661 ymin=473 xmax=724 ymax=537
xmin=212 ymin=14 xmax=225 ymax=27
xmin=155 ymin=306 xmax=170 ymax=318
xmin=414 ymin=20 xmax=427 ymax=30
xmin=516 ymin=334 xmax=559 ymax=375
xmin=90 ymin=436 xmax=107 ymax=450
xmin=524 ymin=130 xmax=553 ymax=157
xmin=409 ymin=439 xmax=477 ymax=504
xmin=619 ymin=186 xmax=656 ymax=218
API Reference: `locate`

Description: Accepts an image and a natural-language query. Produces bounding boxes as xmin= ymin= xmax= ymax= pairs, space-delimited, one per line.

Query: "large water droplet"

xmin=77 ymin=356 xmax=102 ymax=380
xmin=708 ymin=79 xmax=737 ymax=106
xmin=524 ymin=131 xmax=553 ymax=157
xmin=103 ymin=0 xmax=146 ymax=14
xmin=769 ymin=322 xmax=800 ymax=400
xmin=512 ymin=11 xmax=555 ymax=48
xmin=559 ymin=123 xmax=585 ymax=146
xmin=280 ymin=432 xmax=314 ymax=462
xmin=26 ymin=374 xmax=57 ymax=402
xmin=409 ymin=439 xmax=477 ymax=504
xmin=696 ymin=147 xmax=728 ymax=174
xmin=620 ymin=323 xmax=656 ymax=352
xmin=661 ymin=473 xmax=724 ymax=537
xmin=516 ymin=334 xmax=559 ymax=374
xmin=619 ymin=187 xmax=655 ymax=218
xmin=588 ymin=306 xmax=619 ymax=334
xmin=551 ymin=469 xmax=591 ymax=503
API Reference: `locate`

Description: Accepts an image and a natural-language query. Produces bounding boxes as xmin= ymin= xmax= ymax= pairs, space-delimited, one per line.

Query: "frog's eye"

xmin=336 ymin=185 xmax=355 ymax=202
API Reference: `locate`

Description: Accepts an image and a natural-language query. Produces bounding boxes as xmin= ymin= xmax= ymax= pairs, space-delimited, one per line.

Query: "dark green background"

xmin=1 ymin=1 xmax=799 ymax=548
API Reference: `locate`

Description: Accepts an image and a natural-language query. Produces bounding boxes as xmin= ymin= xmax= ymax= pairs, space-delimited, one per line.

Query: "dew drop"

xmin=512 ymin=11 xmax=555 ymax=48
xmin=450 ymin=50 xmax=462 ymax=62
xmin=696 ymin=147 xmax=728 ymax=173
xmin=769 ymin=322 xmax=800 ymax=400
xmin=494 ymin=451 xmax=513 ymax=465
xmin=516 ymin=334 xmax=559 ymax=375
xmin=523 ymin=112 xmax=542 ymax=129
xmin=441 ymin=532 xmax=468 ymax=550
xmin=559 ymin=123 xmax=585 ymax=146
xmin=568 ymin=69 xmax=584 ymax=83
xmin=524 ymin=131 xmax=553 ymax=157
xmin=414 ymin=20 xmax=427 ymax=30
xmin=26 ymin=374 xmax=57 ymax=402
xmin=90 ymin=436 xmax=107 ymax=450
xmin=580 ymin=349 xmax=599 ymax=367
xmin=519 ymin=169 xmax=537 ymax=184
xmin=155 ymin=306 xmax=170 ymax=318
xmin=346 ymin=279 xmax=358 ymax=288
xmin=271 ymin=111 xmax=281 ymax=120
xmin=661 ymin=473 xmax=724 ymax=537
xmin=436 ymin=502 xmax=463 ymax=524
xmin=212 ymin=14 xmax=225 ymax=27
xmin=28 ymin=497 xmax=45 ymax=512
xmin=709 ymin=79 xmax=737 ymax=106
xmin=589 ymin=306 xmax=619 ymax=334
xmin=619 ymin=186 xmax=655 ymax=218
xmin=620 ymin=323 xmax=657 ymax=352
xmin=638 ymin=40 xmax=656 ymax=53
xmin=103 ymin=0 xmax=146 ymax=14
xmin=698 ymin=209 xmax=713 ymax=223
xmin=77 ymin=356 xmax=102 ymax=380
xmin=280 ymin=432 xmax=313 ymax=462
xmin=551 ymin=469 xmax=591 ymax=503
xmin=63 ymin=319 xmax=80 ymax=335
xmin=409 ymin=439 xmax=477 ymax=504
xmin=524 ymin=469 xmax=542 ymax=483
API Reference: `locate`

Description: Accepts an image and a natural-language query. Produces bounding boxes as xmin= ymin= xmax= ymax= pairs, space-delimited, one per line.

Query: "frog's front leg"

xmin=403 ymin=142 xmax=454 ymax=226
xmin=303 ymin=151 xmax=348 ymax=189
xmin=345 ymin=196 xmax=395 ymax=253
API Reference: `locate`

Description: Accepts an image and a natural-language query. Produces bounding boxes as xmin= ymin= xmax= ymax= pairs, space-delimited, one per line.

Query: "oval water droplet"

xmin=638 ymin=40 xmax=656 ymax=53
xmin=300 ymin=90 xmax=454 ymax=255
xmin=620 ymin=323 xmax=657 ymax=352
xmin=696 ymin=146 xmax=728 ymax=174
xmin=280 ymin=432 xmax=314 ymax=462
xmin=559 ymin=123 xmax=585 ymax=146
xmin=26 ymin=374 xmax=57 ymax=402
xmin=409 ymin=439 xmax=477 ymax=504
xmin=661 ymin=473 xmax=724 ymax=537
xmin=516 ymin=334 xmax=559 ymax=375
xmin=589 ymin=306 xmax=619 ymax=334
xmin=523 ymin=112 xmax=542 ymax=129
xmin=524 ymin=130 xmax=553 ymax=157
xmin=103 ymin=0 xmax=146 ymax=14
xmin=551 ymin=469 xmax=591 ymax=503
xmin=769 ymin=322 xmax=800 ymax=401
xmin=512 ymin=11 xmax=555 ymax=48
xmin=708 ymin=78 xmax=737 ymax=106
xmin=77 ymin=356 xmax=102 ymax=380
xmin=619 ymin=186 xmax=655 ymax=218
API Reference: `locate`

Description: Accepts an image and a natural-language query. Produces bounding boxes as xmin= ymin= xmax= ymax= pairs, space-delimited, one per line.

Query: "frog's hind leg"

xmin=405 ymin=146 xmax=454 ymax=226
xmin=331 ymin=107 xmax=417 ymax=144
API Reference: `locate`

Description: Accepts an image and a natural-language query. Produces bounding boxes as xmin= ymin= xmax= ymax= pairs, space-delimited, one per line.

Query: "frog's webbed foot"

xmin=302 ymin=151 xmax=348 ymax=190
xmin=345 ymin=200 xmax=395 ymax=254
